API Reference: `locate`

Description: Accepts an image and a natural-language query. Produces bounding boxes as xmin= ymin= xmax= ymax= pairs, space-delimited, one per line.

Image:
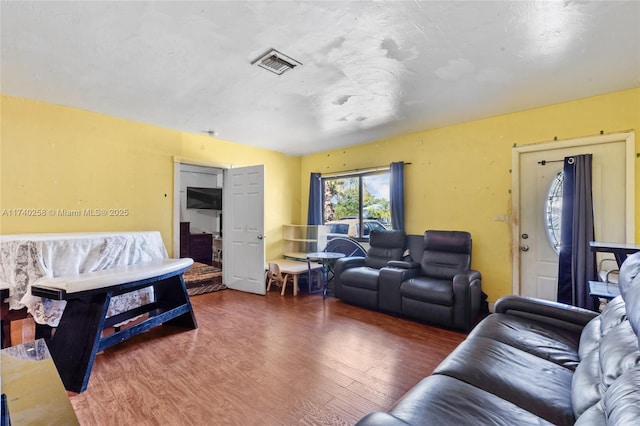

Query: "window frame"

xmin=321 ymin=170 xmax=391 ymax=241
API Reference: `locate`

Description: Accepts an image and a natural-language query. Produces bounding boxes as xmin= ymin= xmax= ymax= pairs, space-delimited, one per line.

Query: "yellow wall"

xmin=0 ymin=95 xmax=301 ymax=259
xmin=2 ymin=88 xmax=639 ymax=303
xmin=300 ymin=87 xmax=640 ymax=304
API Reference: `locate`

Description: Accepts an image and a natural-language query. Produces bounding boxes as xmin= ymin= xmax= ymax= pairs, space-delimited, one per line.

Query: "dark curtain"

xmin=307 ymin=172 xmax=322 ymax=225
xmin=390 ymin=162 xmax=405 ymax=231
xmin=557 ymin=154 xmax=597 ymax=310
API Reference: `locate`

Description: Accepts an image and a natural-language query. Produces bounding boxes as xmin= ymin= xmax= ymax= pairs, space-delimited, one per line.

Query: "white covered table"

xmin=0 ymin=231 xmax=168 ymax=326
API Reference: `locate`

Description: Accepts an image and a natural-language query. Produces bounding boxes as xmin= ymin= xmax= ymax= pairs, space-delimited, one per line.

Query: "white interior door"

xmin=223 ymin=165 xmax=266 ymax=294
xmin=513 ymin=133 xmax=634 ymax=300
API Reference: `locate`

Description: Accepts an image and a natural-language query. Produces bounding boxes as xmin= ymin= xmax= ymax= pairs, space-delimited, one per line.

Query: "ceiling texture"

xmin=1 ymin=1 xmax=639 ymax=156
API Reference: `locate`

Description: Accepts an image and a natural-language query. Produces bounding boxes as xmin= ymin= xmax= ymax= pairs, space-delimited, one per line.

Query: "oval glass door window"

xmin=545 ymin=171 xmax=563 ymax=254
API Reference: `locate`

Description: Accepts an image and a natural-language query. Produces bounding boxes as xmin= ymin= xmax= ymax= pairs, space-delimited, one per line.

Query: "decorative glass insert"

xmin=545 ymin=171 xmax=563 ymax=254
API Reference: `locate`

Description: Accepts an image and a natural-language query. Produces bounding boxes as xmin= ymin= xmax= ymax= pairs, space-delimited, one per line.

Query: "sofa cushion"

xmin=573 ymin=402 xmax=605 ymax=426
xmin=385 ymin=375 xmax=554 ymax=426
xmin=365 ymin=248 xmax=403 ymax=269
xmin=420 ymin=231 xmax=471 ymax=279
xmin=599 ymin=321 xmax=640 ymax=389
xmin=400 ymin=277 xmax=453 ymax=306
xmin=623 ymin=277 xmax=640 ymax=345
xmin=433 ymin=336 xmax=575 ymax=425
xmin=571 ymin=350 xmax=601 ymax=417
xmin=571 ymin=289 xmax=638 ymax=419
xmin=574 ymin=367 xmax=640 ymax=425
xmin=605 ymin=367 xmax=640 ymax=424
xmin=363 ymin=230 xmax=406 ymax=269
xmin=618 ymin=251 xmax=640 ymax=299
xmin=572 ymin=319 xmax=640 ymax=417
xmin=469 ymin=313 xmax=581 ymax=370
xmin=578 ymin=296 xmax=627 ymax=359
xmin=420 ymin=251 xmax=470 ymax=279
xmin=423 ymin=230 xmax=471 ymax=253
xmin=339 ymin=266 xmax=382 ymax=291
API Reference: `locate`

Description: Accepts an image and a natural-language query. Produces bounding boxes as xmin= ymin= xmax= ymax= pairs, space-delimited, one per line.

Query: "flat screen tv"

xmin=186 ymin=187 xmax=222 ymax=210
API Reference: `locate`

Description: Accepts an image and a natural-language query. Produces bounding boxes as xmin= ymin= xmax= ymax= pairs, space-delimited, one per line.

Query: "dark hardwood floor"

xmin=64 ymin=289 xmax=466 ymax=425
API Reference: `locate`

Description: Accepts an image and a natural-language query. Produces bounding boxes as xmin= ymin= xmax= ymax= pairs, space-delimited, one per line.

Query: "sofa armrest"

xmin=452 ymin=270 xmax=482 ymax=330
xmin=387 ymin=260 xmax=420 ymax=269
xmin=334 ymin=256 xmax=366 ymax=297
xmin=355 ymin=412 xmax=411 ymax=426
xmin=494 ymin=295 xmax=598 ymax=331
xmin=334 ymin=256 xmax=365 ymax=276
xmin=379 ymin=266 xmax=419 ymax=314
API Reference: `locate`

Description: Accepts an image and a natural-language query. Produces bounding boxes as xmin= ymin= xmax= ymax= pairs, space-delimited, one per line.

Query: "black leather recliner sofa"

xmin=381 ymin=230 xmax=482 ymax=331
xmin=334 ymin=230 xmax=482 ymax=331
xmin=333 ymin=229 xmax=406 ymax=310
xmin=355 ymin=251 xmax=640 ymax=425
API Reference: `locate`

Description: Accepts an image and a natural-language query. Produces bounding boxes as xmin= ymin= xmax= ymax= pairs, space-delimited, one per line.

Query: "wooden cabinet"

xmin=180 ymin=222 xmax=213 ymax=265
xmin=190 ymin=233 xmax=213 ymax=265
xmin=180 ymin=222 xmax=190 ymax=258
xmin=282 ymin=225 xmax=328 ymax=259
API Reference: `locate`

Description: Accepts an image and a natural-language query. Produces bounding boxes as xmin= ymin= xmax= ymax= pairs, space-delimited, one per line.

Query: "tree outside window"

xmin=322 ymin=172 xmax=391 ymax=240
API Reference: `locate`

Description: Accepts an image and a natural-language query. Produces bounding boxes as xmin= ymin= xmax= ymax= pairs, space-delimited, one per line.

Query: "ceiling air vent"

xmin=252 ymin=49 xmax=301 ymax=75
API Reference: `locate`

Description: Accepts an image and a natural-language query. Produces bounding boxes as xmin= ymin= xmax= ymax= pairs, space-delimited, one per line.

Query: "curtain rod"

xmin=537 ymin=159 xmax=564 ymax=165
xmin=321 ymin=162 xmax=411 ymax=178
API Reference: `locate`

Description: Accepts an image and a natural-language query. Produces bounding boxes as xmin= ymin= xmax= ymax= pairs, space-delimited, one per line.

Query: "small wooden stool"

xmin=266 ymin=260 xmax=323 ymax=296
xmin=266 ymin=263 xmax=295 ymax=295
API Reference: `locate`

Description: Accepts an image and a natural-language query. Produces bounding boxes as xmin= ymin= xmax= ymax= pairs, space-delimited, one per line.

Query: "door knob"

xmin=257 ymin=234 xmax=264 ymax=240
xmin=520 ymin=245 xmax=529 ymax=252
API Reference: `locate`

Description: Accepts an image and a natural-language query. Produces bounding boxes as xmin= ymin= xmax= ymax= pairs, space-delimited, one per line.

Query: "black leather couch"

xmin=335 ymin=230 xmax=482 ymax=331
xmin=334 ymin=229 xmax=407 ymax=310
xmin=355 ymin=252 xmax=640 ymax=425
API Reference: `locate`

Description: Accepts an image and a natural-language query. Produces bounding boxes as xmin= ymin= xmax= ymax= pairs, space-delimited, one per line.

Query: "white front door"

xmin=513 ymin=133 xmax=635 ymax=300
xmin=223 ymin=165 xmax=266 ymax=294
xmin=518 ymin=154 xmax=565 ymax=300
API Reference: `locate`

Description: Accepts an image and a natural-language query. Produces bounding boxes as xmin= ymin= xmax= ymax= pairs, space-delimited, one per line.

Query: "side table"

xmin=306 ymin=252 xmax=345 ymax=299
xmin=589 ymin=241 xmax=640 ymax=268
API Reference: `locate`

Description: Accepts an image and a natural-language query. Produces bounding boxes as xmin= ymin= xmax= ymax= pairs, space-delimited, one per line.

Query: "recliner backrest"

xmin=364 ymin=230 xmax=406 ymax=269
xmin=421 ymin=230 xmax=472 ymax=279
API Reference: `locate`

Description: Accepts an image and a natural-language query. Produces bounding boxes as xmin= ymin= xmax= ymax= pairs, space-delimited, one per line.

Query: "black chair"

xmin=381 ymin=230 xmax=482 ymax=330
xmin=334 ymin=230 xmax=407 ymax=309
xmin=321 ymin=237 xmax=368 ymax=295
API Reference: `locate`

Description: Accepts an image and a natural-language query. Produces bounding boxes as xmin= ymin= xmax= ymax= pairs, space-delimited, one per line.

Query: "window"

xmin=366 ymin=221 xmax=387 ymax=233
xmin=322 ymin=171 xmax=391 ymax=240
xmin=326 ymin=223 xmax=349 ymax=235
xmin=545 ymin=171 xmax=563 ymax=254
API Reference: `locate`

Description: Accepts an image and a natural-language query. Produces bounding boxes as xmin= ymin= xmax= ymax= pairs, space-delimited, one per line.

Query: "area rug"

xmin=183 ymin=261 xmax=226 ymax=296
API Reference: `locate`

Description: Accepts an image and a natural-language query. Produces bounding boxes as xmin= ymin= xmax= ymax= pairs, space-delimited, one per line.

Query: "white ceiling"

xmin=2 ymin=1 xmax=639 ymax=156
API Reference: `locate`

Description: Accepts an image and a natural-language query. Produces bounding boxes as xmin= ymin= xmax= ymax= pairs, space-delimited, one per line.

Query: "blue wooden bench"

xmin=31 ymin=258 xmax=197 ymax=393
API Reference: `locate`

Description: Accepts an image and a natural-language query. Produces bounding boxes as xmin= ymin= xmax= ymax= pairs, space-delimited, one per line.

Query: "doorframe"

xmin=172 ymin=157 xmax=232 ymax=259
xmin=511 ymin=132 xmax=635 ymax=296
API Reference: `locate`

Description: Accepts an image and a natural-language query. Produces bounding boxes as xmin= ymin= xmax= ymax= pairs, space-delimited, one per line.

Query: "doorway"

xmin=511 ymin=132 xmax=635 ymax=299
xmin=172 ymin=159 xmax=266 ymax=295
xmin=174 ymin=162 xmax=225 ymax=267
